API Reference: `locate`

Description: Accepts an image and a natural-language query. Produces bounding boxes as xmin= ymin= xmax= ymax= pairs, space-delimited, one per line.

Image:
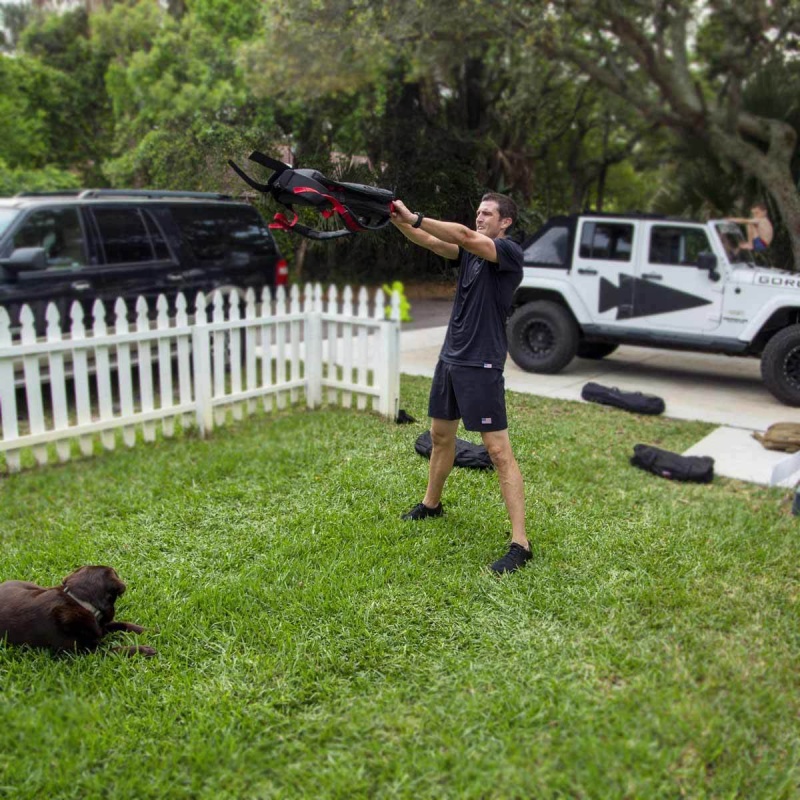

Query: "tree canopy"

xmin=1 ymin=0 xmax=798 ymax=277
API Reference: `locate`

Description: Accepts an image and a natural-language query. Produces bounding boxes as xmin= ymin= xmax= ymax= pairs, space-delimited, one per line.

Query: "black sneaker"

xmin=401 ymin=502 xmax=443 ymax=521
xmin=490 ymin=542 xmax=532 ymax=574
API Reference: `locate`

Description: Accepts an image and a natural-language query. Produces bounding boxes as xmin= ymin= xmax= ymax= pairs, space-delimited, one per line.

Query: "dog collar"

xmin=63 ymin=587 xmax=102 ymax=621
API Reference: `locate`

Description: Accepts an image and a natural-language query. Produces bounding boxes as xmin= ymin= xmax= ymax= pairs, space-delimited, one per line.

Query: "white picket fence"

xmin=0 ymin=283 xmax=401 ymax=473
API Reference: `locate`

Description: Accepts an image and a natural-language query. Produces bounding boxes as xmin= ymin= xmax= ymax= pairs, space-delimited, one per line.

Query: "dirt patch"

xmin=403 ymin=281 xmax=457 ymax=301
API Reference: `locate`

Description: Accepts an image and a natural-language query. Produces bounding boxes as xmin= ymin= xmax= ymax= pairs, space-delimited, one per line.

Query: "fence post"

xmin=373 ymin=287 xmax=388 ymax=416
xmin=93 ymin=299 xmax=116 ymax=452
xmin=70 ymin=302 xmax=93 ymax=457
xmin=384 ymin=289 xmax=401 ymax=421
xmin=20 ymin=305 xmax=47 ymax=466
xmin=0 ymin=306 xmax=20 ymax=473
xmin=45 ymin=303 xmax=70 ymax=462
xmin=193 ymin=292 xmax=213 ymax=436
xmin=305 ymin=283 xmax=323 ymax=409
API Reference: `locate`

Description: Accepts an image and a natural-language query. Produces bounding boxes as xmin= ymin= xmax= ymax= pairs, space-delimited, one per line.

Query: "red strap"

xmin=291 ymin=186 xmax=362 ymax=232
xmin=268 ymin=211 xmax=299 ymax=231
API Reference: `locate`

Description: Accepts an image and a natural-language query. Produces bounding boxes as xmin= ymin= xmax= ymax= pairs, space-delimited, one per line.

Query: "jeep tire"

xmin=507 ymin=300 xmax=579 ymax=374
xmin=761 ymin=324 xmax=800 ymax=406
xmin=577 ymin=341 xmax=619 ymax=360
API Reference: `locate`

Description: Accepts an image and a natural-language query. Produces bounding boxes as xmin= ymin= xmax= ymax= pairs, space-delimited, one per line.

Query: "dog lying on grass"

xmin=0 ymin=565 xmax=156 ymax=657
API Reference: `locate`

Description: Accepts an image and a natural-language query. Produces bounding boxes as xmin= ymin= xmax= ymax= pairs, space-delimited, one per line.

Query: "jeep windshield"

xmin=713 ymin=221 xmax=756 ymax=265
xmin=0 ymin=208 xmax=20 ymax=238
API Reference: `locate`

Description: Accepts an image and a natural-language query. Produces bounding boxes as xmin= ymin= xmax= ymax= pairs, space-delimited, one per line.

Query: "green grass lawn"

xmin=1 ymin=375 xmax=799 ymax=799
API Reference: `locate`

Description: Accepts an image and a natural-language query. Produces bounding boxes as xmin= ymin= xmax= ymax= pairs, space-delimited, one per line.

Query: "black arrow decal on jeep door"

xmin=599 ymin=274 xmax=712 ymax=320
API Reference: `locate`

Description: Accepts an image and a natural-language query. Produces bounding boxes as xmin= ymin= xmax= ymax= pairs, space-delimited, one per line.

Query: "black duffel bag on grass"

xmin=581 ymin=382 xmax=665 ymax=415
xmin=630 ymin=444 xmax=714 ymax=483
xmin=414 ymin=430 xmax=493 ymax=470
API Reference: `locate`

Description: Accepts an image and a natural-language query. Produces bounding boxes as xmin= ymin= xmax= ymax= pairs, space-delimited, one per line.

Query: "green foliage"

xmin=382 ymin=280 xmax=412 ymax=321
xmin=0 ymin=54 xmax=56 ymax=169
xmin=0 ymin=46 xmax=105 ymax=183
xmin=1 ymin=377 xmax=799 ymax=797
xmin=3 ymin=0 xmax=798 ymax=275
xmin=18 ymin=7 xmax=113 ymax=184
xmin=95 ymin=2 xmax=278 ymax=189
xmin=0 ymin=1 xmax=33 ymax=52
xmin=0 ymin=159 xmax=81 ymax=196
xmin=188 ymin=0 xmax=264 ymax=42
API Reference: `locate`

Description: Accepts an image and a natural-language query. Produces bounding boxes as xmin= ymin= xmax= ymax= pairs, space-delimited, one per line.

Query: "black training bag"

xmin=582 ymin=382 xmax=665 ymax=415
xmin=414 ymin=430 xmax=493 ymax=470
xmin=630 ymin=444 xmax=714 ymax=483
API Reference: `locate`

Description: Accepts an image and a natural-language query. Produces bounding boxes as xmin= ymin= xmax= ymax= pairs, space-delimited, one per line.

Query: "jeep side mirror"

xmin=697 ymin=251 xmax=720 ymax=282
xmin=0 ymin=247 xmax=48 ymax=274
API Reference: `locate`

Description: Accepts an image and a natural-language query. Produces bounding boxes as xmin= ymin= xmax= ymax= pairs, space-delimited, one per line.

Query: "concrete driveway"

xmin=401 ymin=301 xmax=800 ymax=487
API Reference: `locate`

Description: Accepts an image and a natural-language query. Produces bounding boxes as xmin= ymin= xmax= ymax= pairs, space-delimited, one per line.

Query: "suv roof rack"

xmin=14 ymin=190 xmax=83 ymax=198
xmin=77 ymin=189 xmax=235 ymax=201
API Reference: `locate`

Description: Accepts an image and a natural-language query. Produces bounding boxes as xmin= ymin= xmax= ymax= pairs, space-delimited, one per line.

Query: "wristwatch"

xmin=412 ymin=213 xmax=424 ymax=229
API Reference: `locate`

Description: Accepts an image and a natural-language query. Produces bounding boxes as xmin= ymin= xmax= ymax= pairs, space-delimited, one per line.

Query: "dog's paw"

xmin=113 ymin=645 xmax=157 ymax=657
xmin=105 ymin=621 xmax=146 ymax=634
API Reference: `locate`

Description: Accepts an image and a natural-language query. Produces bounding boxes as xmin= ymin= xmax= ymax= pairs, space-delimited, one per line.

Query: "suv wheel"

xmin=761 ymin=324 xmax=800 ymax=406
xmin=577 ymin=341 xmax=618 ymax=360
xmin=507 ymin=300 xmax=579 ymax=373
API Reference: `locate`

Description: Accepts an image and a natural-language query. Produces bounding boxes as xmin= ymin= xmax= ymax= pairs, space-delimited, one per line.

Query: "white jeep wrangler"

xmin=506 ymin=213 xmax=800 ymax=405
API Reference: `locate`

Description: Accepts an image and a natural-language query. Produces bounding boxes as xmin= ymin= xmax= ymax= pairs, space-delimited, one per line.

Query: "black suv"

xmin=0 ymin=189 xmax=288 ymax=332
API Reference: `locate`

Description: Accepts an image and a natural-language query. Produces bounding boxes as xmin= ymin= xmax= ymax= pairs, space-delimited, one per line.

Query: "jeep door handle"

xmin=641 ymin=272 xmax=663 ymax=280
xmin=71 ymin=281 xmax=91 ymax=291
xmin=577 ymin=268 xmax=598 ymax=275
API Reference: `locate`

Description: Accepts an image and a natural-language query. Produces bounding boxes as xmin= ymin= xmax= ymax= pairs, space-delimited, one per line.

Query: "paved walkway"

xmin=400 ymin=325 xmax=800 ymax=487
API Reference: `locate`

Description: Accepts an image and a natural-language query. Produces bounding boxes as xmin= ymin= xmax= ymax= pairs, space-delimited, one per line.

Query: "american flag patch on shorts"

xmin=481 ymin=417 xmax=492 ymax=425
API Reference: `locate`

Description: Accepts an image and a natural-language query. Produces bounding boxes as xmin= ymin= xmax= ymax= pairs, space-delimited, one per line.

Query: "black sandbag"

xmin=414 ymin=430 xmax=493 ymax=470
xmin=630 ymin=444 xmax=714 ymax=483
xmin=582 ymin=382 xmax=665 ymax=415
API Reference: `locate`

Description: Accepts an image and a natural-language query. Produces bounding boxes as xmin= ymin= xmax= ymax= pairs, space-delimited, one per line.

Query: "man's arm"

xmin=391 ymin=200 xmax=496 ymax=262
xmin=391 ymin=216 xmax=459 ymax=260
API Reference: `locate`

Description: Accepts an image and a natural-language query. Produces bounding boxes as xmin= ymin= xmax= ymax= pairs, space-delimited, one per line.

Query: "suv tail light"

xmin=275 ymin=258 xmax=289 ymax=286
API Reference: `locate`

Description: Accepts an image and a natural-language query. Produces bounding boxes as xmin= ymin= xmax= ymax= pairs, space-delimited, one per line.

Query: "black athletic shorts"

xmin=428 ymin=360 xmax=508 ymax=432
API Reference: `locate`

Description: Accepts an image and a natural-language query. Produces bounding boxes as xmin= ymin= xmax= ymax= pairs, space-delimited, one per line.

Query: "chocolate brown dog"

xmin=0 ymin=565 xmax=155 ymax=656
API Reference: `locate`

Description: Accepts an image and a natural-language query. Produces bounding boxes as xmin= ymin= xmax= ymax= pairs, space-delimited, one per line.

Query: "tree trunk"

xmin=596 ymin=165 xmax=607 ymax=212
xmin=710 ymin=122 xmax=800 ymax=269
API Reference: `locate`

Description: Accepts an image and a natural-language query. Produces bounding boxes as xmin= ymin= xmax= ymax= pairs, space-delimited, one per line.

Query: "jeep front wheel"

xmin=761 ymin=324 xmax=800 ymax=406
xmin=507 ymin=301 xmax=578 ymax=373
xmin=577 ymin=341 xmax=619 ymax=360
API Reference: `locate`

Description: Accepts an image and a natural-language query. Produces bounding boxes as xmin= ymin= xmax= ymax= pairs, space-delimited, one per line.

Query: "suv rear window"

xmin=94 ymin=207 xmax=170 ymax=264
xmin=523 ymin=224 xmax=569 ymax=266
xmin=170 ymin=204 xmax=277 ymax=268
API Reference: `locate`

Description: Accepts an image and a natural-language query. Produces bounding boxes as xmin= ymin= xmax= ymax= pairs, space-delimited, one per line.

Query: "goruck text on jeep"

xmin=0 ymin=189 xmax=288 ymax=333
xmin=507 ymin=213 xmax=800 ymax=405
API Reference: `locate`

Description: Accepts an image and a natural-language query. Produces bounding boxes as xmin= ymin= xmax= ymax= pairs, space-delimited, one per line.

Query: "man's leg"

xmin=481 ymin=428 xmax=528 ymax=551
xmin=422 ymin=417 xmax=459 ymax=508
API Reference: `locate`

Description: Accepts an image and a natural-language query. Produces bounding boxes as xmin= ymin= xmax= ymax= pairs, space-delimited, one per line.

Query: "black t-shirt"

xmin=439 ymin=237 xmax=523 ymax=370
